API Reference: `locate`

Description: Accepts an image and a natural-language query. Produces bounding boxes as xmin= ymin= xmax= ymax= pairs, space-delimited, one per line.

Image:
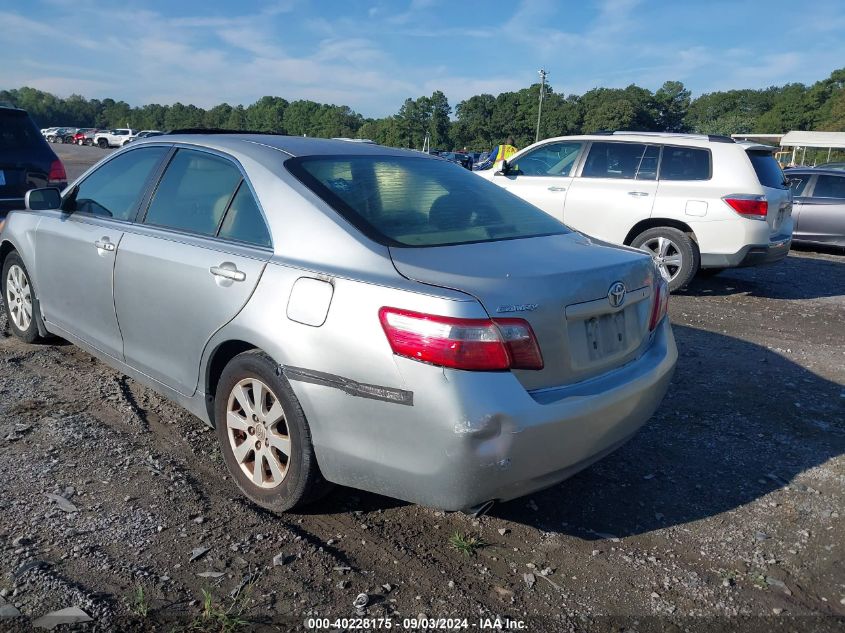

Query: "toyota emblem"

xmin=607 ymin=281 xmax=626 ymax=308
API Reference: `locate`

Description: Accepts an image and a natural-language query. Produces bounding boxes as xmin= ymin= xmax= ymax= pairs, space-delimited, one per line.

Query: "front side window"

xmin=660 ymin=147 xmax=711 ymax=181
xmin=287 ymin=155 xmax=569 ymax=247
xmin=581 ymin=142 xmax=657 ymax=180
xmin=68 ymin=146 xmax=168 ymax=220
xmin=144 ymin=149 xmax=243 ymax=236
xmin=813 ymin=175 xmax=845 ymax=199
xmin=511 ymin=142 xmax=583 ymax=177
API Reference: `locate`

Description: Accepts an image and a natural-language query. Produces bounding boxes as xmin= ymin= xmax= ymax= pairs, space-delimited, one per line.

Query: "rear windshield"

xmin=747 ymin=150 xmax=787 ymax=189
xmin=0 ymin=110 xmax=43 ymax=151
xmin=286 ymin=155 xmax=569 ymax=247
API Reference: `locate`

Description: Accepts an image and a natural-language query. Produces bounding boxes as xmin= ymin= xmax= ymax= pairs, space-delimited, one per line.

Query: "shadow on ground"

xmin=682 ymin=251 xmax=845 ymax=300
xmin=491 ymin=323 xmax=845 ymax=536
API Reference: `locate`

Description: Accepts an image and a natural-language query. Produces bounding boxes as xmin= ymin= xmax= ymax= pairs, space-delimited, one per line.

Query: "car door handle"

xmin=210 ymin=265 xmax=246 ymax=282
xmin=547 ymin=186 xmax=567 ymax=192
xmin=628 ymin=191 xmax=650 ymax=197
xmin=94 ymin=239 xmax=115 ymax=252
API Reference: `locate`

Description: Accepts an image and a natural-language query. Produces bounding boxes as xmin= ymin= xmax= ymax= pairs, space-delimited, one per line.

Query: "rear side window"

xmin=581 ymin=142 xmax=657 ymax=180
xmin=511 ymin=141 xmax=583 ymax=177
xmin=0 ymin=110 xmax=42 ymax=150
xmin=747 ymin=151 xmax=787 ymax=189
xmin=660 ymin=147 xmax=711 ymax=181
xmin=788 ymin=174 xmax=811 ymax=196
xmin=287 ymin=155 xmax=568 ymax=247
xmin=145 ymin=149 xmax=242 ymax=236
xmin=218 ymin=182 xmax=272 ymax=247
xmin=69 ymin=146 xmax=168 ymax=220
xmin=813 ymin=175 xmax=845 ymax=199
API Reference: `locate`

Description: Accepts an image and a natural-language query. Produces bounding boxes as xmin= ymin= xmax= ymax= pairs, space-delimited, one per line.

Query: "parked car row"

xmin=40 ymin=127 xmax=164 ymax=147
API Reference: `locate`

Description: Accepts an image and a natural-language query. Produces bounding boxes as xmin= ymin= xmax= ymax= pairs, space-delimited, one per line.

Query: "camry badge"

xmin=496 ymin=303 xmax=538 ymax=313
xmin=607 ymin=282 xmax=626 ymax=308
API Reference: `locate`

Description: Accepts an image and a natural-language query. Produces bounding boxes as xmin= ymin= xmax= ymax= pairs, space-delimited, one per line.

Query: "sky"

xmin=2 ymin=0 xmax=845 ymax=117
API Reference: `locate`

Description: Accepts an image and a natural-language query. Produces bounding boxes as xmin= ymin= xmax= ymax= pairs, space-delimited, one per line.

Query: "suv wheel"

xmin=97 ymin=138 xmax=108 ymax=149
xmin=631 ymin=227 xmax=699 ymax=292
xmin=215 ymin=351 xmax=329 ymax=512
xmin=2 ymin=252 xmax=43 ymax=343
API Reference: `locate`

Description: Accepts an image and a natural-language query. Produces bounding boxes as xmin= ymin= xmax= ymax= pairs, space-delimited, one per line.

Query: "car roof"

xmin=137 ymin=133 xmax=434 ymax=160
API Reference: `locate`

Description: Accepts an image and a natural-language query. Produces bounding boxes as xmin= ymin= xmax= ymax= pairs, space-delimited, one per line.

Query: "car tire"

xmin=97 ymin=139 xmax=108 ymax=149
xmin=631 ymin=227 xmax=699 ymax=292
xmin=2 ymin=252 xmax=44 ymax=344
xmin=215 ymin=350 xmax=330 ymax=512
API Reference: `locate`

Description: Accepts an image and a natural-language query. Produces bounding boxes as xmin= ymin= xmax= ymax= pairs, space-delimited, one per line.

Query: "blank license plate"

xmin=585 ymin=311 xmax=627 ymax=360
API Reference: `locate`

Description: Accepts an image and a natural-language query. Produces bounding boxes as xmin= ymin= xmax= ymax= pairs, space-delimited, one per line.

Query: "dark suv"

xmin=0 ymin=107 xmax=67 ymax=218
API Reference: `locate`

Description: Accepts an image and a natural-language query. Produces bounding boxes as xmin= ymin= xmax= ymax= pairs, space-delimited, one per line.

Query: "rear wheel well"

xmin=624 ymin=219 xmax=698 ymax=246
xmin=205 ymin=340 xmax=259 ymax=422
xmin=0 ymin=241 xmax=16 ymax=270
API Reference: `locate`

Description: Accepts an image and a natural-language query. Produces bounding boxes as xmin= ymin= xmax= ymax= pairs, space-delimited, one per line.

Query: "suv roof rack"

xmin=608 ymin=131 xmax=735 ymax=143
xmin=167 ymin=128 xmax=285 ymax=136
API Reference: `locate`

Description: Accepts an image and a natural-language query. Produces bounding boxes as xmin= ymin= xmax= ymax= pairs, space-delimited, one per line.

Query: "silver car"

xmin=787 ymin=168 xmax=845 ymax=248
xmin=0 ymin=134 xmax=677 ymax=512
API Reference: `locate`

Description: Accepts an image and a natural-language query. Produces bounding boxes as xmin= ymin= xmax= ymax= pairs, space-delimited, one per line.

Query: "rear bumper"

xmin=293 ymin=319 xmax=677 ymax=510
xmin=700 ymin=234 xmax=791 ymax=268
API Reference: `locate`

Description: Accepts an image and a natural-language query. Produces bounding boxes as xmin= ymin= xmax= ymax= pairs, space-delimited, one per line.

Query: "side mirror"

xmin=25 ymin=188 xmax=62 ymax=211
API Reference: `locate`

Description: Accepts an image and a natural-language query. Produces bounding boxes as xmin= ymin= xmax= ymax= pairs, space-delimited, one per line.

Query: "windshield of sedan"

xmin=286 ymin=155 xmax=569 ymax=247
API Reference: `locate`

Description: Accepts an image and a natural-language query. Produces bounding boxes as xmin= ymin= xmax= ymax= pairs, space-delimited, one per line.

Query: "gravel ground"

xmin=0 ymin=144 xmax=843 ymax=632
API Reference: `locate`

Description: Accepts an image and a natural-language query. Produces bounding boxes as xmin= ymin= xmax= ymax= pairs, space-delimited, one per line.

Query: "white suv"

xmin=93 ymin=128 xmax=138 ymax=148
xmin=477 ymin=132 xmax=793 ymax=290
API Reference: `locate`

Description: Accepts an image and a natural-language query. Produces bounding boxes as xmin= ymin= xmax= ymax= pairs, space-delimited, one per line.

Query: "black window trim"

xmin=136 ymin=144 xmax=274 ymax=251
xmin=657 ymin=144 xmax=713 ymax=182
xmin=285 ymin=153 xmax=569 ymax=249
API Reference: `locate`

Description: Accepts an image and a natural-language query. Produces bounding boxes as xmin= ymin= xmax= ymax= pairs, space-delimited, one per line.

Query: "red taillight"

xmin=649 ymin=276 xmax=669 ymax=331
xmin=48 ymin=159 xmax=67 ymax=183
xmin=723 ymin=195 xmax=767 ymax=219
xmin=378 ymin=307 xmax=543 ymax=371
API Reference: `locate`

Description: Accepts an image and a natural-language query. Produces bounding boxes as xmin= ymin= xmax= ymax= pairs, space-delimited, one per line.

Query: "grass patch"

xmin=449 ymin=531 xmax=488 ymax=557
xmin=127 ymin=584 xmax=149 ymax=618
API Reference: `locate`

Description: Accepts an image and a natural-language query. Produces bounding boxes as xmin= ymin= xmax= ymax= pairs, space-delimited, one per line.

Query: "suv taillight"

xmin=723 ymin=195 xmax=767 ymax=220
xmin=649 ymin=275 xmax=669 ymax=331
xmin=48 ymin=159 xmax=67 ymax=183
xmin=379 ymin=307 xmax=543 ymax=371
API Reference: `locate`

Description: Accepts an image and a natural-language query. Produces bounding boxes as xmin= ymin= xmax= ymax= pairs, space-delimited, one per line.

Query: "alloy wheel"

xmin=5 ymin=264 xmax=33 ymax=332
xmin=640 ymin=236 xmax=683 ymax=283
xmin=226 ymin=378 xmax=291 ymax=489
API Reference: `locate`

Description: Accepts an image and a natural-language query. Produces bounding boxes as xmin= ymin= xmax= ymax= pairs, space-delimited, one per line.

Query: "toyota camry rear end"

xmin=273 ymin=148 xmax=677 ymax=510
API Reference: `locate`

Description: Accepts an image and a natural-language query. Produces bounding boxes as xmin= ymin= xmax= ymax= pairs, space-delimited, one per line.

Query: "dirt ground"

xmin=0 ymin=144 xmax=843 ymax=632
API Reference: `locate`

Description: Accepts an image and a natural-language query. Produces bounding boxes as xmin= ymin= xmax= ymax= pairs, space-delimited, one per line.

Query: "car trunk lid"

xmin=389 ymin=232 xmax=656 ymax=391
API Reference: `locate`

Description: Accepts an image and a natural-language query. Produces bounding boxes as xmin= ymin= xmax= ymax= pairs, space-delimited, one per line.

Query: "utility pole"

xmin=535 ymin=68 xmax=548 ymax=143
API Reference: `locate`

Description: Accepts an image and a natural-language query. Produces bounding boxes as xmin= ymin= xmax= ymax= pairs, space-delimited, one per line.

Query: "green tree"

xmin=654 ymin=81 xmax=690 ymax=132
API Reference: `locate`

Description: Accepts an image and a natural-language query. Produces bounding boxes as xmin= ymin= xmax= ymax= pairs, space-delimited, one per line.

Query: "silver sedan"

xmin=0 ymin=134 xmax=677 ymax=512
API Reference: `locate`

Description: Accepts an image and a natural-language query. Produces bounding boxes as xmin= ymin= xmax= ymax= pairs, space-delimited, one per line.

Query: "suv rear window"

xmin=287 ymin=155 xmax=569 ymax=247
xmin=0 ymin=109 xmax=42 ymax=151
xmin=747 ymin=150 xmax=787 ymax=189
